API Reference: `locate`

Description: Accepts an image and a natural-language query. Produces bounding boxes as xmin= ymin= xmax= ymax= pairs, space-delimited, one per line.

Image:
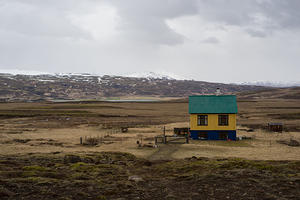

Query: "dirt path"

xmin=147 ymin=144 xmax=180 ymax=161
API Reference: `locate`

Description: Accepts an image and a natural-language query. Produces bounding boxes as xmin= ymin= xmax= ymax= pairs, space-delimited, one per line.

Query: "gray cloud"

xmin=245 ymin=28 xmax=268 ymax=38
xmin=0 ymin=0 xmax=91 ymax=39
xmin=107 ymin=0 xmax=198 ymax=45
xmin=0 ymin=0 xmax=300 ymax=82
xmin=196 ymin=0 xmax=300 ymax=37
xmin=200 ymin=37 xmax=220 ymax=44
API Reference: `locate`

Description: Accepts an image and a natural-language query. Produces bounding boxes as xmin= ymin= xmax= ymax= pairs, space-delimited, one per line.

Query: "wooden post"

xmin=186 ymin=134 xmax=189 ymax=144
xmin=80 ymin=137 xmax=82 ymax=145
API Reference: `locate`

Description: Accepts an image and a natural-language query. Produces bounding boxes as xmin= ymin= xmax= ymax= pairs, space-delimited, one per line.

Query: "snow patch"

xmin=125 ymin=71 xmax=188 ymax=80
xmin=238 ymin=81 xmax=300 ymax=87
xmin=54 ymin=73 xmax=99 ymax=77
xmin=0 ymin=69 xmax=51 ymax=75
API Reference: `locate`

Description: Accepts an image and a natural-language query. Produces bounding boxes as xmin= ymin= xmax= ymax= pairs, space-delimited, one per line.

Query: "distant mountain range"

xmin=238 ymin=81 xmax=300 ymax=87
xmin=1 ymin=69 xmax=299 ymax=87
xmin=0 ymin=72 xmax=268 ymax=102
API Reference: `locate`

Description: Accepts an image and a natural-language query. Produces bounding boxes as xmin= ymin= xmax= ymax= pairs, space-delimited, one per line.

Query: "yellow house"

xmin=189 ymin=95 xmax=238 ymax=140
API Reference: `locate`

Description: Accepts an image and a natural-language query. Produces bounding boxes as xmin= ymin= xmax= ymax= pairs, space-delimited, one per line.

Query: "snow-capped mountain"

xmin=0 ymin=69 xmax=51 ymax=75
xmin=1 ymin=69 xmax=299 ymax=87
xmin=54 ymin=73 xmax=101 ymax=77
xmin=0 ymin=69 xmax=102 ymax=77
xmin=0 ymin=72 xmax=266 ymax=102
xmin=125 ymin=71 xmax=188 ymax=80
xmin=239 ymin=81 xmax=300 ymax=87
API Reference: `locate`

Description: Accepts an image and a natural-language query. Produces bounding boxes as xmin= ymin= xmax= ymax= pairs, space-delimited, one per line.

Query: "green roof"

xmin=189 ymin=95 xmax=238 ymax=114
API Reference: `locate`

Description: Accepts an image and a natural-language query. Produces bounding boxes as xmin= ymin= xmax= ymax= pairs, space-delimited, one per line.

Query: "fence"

xmin=155 ymin=134 xmax=189 ymax=144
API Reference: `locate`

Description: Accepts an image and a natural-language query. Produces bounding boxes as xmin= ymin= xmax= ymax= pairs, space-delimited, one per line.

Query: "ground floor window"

xmin=219 ymin=132 xmax=228 ymax=140
xmin=198 ymin=132 xmax=208 ymax=140
xmin=197 ymin=115 xmax=208 ymax=126
xmin=218 ymin=115 xmax=229 ymax=126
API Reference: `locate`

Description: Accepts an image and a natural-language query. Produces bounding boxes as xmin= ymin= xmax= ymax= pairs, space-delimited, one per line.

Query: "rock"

xmin=13 ymin=139 xmax=31 ymax=143
xmin=277 ymin=139 xmax=300 ymax=147
xmin=82 ymin=157 xmax=94 ymax=163
xmin=165 ymin=194 xmax=176 ymax=199
xmin=289 ymin=139 xmax=300 ymax=147
xmin=128 ymin=175 xmax=143 ymax=182
xmin=64 ymin=155 xmax=81 ymax=163
xmin=114 ymin=161 xmax=127 ymax=165
xmin=0 ymin=188 xmax=14 ymax=197
xmin=197 ymin=157 xmax=209 ymax=161
xmin=143 ymin=161 xmax=152 ymax=166
xmin=87 ymin=186 xmax=94 ymax=192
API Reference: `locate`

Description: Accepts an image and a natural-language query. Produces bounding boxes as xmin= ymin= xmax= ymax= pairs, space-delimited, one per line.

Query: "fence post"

xmin=163 ymin=126 xmax=166 ymax=144
xmin=186 ymin=134 xmax=189 ymax=144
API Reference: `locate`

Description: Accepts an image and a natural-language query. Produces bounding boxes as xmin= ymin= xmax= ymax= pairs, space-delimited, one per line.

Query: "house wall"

xmin=190 ymin=130 xmax=236 ymax=140
xmin=190 ymin=114 xmax=236 ymax=131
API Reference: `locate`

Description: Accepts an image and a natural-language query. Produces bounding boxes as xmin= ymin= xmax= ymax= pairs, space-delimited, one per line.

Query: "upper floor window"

xmin=197 ymin=115 xmax=208 ymax=126
xmin=218 ymin=115 xmax=229 ymax=126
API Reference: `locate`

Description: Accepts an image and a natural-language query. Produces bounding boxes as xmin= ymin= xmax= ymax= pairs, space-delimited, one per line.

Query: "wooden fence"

xmin=155 ymin=134 xmax=189 ymax=144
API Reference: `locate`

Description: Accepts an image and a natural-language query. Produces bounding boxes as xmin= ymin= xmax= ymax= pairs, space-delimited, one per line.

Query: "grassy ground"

xmin=0 ymin=101 xmax=189 ymax=130
xmin=238 ymin=98 xmax=300 ymax=132
xmin=0 ymin=99 xmax=300 ymax=160
xmin=0 ymin=123 xmax=299 ymax=160
xmin=0 ymin=152 xmax=299 ymax=200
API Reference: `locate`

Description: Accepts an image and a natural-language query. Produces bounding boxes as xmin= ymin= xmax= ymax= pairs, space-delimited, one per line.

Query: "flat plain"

xmin=0 ymin=92 xmax=299 ymax=160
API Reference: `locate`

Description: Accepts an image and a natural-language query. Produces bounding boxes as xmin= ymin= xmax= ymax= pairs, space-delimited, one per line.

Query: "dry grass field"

xmin=0 ymin=90 xmax=299 ymax=160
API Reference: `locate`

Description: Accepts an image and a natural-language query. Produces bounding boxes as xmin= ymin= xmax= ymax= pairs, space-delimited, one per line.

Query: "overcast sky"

xmin=1 ymin=0 xmax=300 ymax=83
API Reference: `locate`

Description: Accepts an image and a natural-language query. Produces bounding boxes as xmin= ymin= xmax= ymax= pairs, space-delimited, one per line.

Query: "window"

xmin=218 ymin=115 xmax=229 ymax=126
xmin=197 ymin=115 xmax=208 ymax=126
xmin=219 ymin=132 xmax=228 ymax=140
xmin=198 ymin=132 xmax=208 ymax=140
